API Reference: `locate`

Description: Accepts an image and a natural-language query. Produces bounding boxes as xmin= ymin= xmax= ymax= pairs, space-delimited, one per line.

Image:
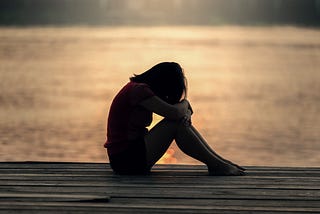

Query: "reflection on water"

xmin=0 ymin=26 xmax=319 ymax=166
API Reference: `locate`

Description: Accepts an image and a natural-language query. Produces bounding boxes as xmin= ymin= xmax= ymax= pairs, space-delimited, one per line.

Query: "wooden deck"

xmin=0 ymin=162 xmax=319 ymax=213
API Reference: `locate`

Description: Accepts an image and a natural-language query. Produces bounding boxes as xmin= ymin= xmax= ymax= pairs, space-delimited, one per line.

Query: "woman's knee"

xmin=161 ymin=119 xmax=193 ymax=136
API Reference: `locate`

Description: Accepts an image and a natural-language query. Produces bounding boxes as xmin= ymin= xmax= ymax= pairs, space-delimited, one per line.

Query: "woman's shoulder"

xmin=118 ymin=81 xmax=151 ymax=94
xmin=128 ymin=81 xmax=151 ymax=91
xmin=129 ymin=81 xmax=149 ymax=87
xmin=128 ymin=81 xmax=155 ymax=101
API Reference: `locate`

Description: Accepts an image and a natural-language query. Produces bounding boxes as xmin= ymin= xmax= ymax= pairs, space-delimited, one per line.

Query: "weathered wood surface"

xmin=0 ymin=162 xmax=319 ymax=213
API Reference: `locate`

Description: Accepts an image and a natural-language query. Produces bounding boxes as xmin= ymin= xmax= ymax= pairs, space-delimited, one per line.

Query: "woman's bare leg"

xmin=174 ymin=124 xmax=243 ymax=175
xmin=189 ymin=126 xmax=245 ymax=171
xmin=144 ymin=119 xmax=177 ymax=168
xmin=144 ymin=119 xmax=244 ymax=175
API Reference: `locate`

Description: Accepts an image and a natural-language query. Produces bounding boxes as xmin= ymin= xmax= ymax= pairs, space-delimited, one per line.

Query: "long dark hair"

xmin=130 ymin=62 xmax=187 ymax=104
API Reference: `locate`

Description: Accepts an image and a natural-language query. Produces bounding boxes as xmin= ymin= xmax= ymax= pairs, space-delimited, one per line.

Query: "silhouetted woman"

xmin=104 ymin=62 xmax=245 ymax=175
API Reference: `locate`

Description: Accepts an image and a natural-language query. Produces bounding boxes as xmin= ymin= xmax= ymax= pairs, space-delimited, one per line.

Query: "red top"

xmin=104 ymin=81 xmax=155 ymax=155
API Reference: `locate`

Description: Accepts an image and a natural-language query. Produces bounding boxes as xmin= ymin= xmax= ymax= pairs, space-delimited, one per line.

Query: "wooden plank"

xmin=1 ymin=176 xmax=320 ymax=189
xmin=0 ymin=201 xmax=320 ymax=213
xmin=1 ymin=167 xmax=320 ymax=178
xmin=1 ymin=174 xmax=320 ymax=184
xmin=1 ymin=167 xmax=320 ymax=176
xmin=1 ymin=162 xmax=319 ymax=171
xmin=2 ymin=168 xmax=320 ymax=177
xmin=1 ymin=186 xmax=319 ymax=200
xmin=110 ymin=197 xmax=320 ymax=208
xmin=0 ymin=162 xmax=320 ymax=172
xmin=0 ymin=193 xmax=110 ymax=202
xmin=0 ymin=161 xmax=108 ymax=168
xmin=2 ymin=181 xmax=320 ymax=190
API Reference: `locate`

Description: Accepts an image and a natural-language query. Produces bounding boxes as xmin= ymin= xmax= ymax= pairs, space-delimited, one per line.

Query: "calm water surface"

xmin=0 ymin=26 xmax=319 ymax=166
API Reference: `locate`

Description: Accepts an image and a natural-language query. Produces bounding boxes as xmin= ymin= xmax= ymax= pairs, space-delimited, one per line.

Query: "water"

xmin=0 ymin=26 xmax=319 ymax=166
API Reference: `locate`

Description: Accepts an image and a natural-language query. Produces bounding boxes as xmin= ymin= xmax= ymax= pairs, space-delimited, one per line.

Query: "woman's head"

xmin=130 ymin=62 xmax=187 ymax=104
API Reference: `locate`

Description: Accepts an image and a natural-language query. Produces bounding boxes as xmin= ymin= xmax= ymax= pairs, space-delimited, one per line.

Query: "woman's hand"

xmin=181 ymin=109 xmax=192 ymax=127
xmin=187 ymin=100 xmax=193 ymax=115
xmin=178 ymin=99 xmax=192 ymax=126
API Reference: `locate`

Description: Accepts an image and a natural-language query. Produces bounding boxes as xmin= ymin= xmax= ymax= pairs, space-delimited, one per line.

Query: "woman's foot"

xmin=208 ymin=164 xmax=245 ymax=176
xmin=231 ymin=163 xmax=246 ymax=171
xmin=222 ymin=159 xmax=246 ymax=171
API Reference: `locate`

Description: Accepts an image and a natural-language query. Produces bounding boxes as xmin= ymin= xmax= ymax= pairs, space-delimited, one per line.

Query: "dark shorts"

xmin=107 ymin=137 xmax=150 ymax=175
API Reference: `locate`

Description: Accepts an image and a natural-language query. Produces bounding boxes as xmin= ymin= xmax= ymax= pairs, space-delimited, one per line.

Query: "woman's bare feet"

xmin=218 ymin=159 xmax=246 ymax=171
xmin=229 ymin=162 xmax=246 ymax=171
xmin=208 ymin=164 xmax=245 ymax=176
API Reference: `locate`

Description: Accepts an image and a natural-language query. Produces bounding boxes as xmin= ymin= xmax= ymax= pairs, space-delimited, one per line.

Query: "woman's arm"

xmin=139 ymin=96 xmax=190 ymax=120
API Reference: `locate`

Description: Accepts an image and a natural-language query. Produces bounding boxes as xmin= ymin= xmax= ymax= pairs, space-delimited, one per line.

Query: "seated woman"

xmin=104 ymin=62 xmax=245 ymax=175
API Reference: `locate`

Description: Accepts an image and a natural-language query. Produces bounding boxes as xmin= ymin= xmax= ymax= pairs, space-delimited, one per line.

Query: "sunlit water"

xmin=0 ymin=26 xmax=319 ymax=166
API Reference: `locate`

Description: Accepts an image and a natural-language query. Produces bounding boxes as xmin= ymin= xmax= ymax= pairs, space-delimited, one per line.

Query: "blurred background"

xmin=0 ymin=0 xmax=319 ymax=166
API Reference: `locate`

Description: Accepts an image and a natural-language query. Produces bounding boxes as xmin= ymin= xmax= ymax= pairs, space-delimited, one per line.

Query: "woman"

xmin=104 ymin=62 xmax=245 ymax=175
